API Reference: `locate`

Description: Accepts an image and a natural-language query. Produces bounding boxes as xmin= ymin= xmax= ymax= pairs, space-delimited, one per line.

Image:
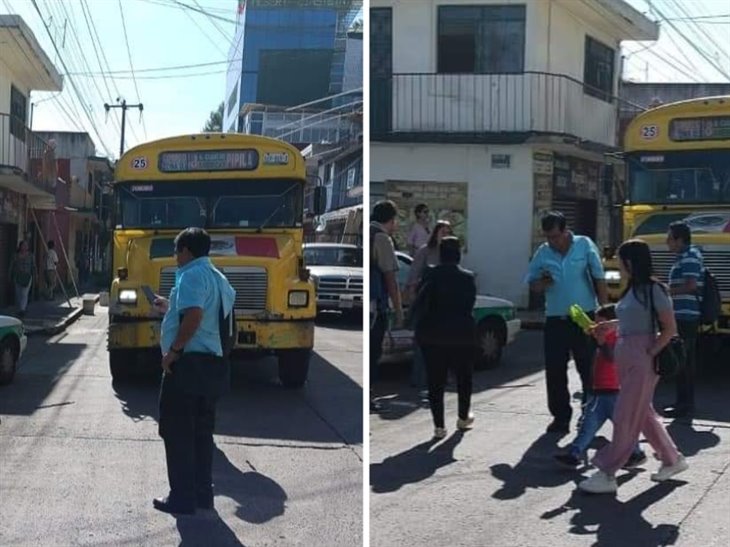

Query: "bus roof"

xmin=625 ymin=95 xmax=730 ymax=152
xmin=115 ymin=133 xmax=306 ymax=181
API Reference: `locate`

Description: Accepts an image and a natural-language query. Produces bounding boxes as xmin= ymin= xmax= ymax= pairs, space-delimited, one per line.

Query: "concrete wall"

xmin=371 ymin=142 xmax=534 ymax=306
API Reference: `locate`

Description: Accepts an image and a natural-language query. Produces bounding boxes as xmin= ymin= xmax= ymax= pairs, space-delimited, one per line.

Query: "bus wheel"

xmin=0 ymin=338 xmax=19 ymax=386
xmin=277 ymin=349 xmax=311 ymax=388
xmin=475 ymin=318 xmax=505 ymax=370
xmin=109 ymin=349 xmax=133 ymax=383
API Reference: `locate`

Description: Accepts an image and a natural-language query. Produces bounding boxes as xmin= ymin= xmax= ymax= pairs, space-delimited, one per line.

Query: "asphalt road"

xmin=0 ymin=311 xmax=363 ymax=547
xmin=371 ymin=331 xmax=730 ymax=547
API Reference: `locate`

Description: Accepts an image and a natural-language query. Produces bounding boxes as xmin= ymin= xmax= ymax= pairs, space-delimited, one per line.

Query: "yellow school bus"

xmin=107 ymin=133 xmax=323 ymax=386
xmin=604 ymin=95 xmax=730 ymax=334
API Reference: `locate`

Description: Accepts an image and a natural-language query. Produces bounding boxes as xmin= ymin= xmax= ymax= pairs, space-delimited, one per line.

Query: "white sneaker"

xmin=578 ymin=471 xmax=618 ymax=494
xmin=433 ymin=427 xmax=447 ymax=439
xmin=456 ymin=413 xmax=475 ymax=431
xmin=651 ymin=455 xmax=689 ymax=482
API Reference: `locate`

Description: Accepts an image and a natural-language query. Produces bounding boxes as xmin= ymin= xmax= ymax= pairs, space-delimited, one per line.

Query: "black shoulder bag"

xmin=649 ymin=283 xmax=685 ymax=378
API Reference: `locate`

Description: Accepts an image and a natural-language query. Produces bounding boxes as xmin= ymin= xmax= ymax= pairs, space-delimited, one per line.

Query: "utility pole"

xmin=104 ymin=98 xmax=143 ymax=157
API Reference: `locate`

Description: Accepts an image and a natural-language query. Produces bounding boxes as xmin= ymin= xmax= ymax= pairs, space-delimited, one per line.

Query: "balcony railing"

xmin=371 ymin=71 xmax=645 ymax=147
xmin=0 ymin=112 xmax=56 ymax=195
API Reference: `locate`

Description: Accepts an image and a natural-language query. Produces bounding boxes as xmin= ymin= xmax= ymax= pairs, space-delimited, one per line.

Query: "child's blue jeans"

xmin=570 ymin=392 xmax=643 ymax=457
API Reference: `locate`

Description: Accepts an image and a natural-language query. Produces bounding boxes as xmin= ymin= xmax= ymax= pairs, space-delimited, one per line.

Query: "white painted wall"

xmin=371 ymin=142 xmax=534 ymax=307
xmin=372 ymin=0 xmax=641 ymax=146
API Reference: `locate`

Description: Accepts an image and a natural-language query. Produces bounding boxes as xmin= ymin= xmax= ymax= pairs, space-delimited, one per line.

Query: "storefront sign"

xmin=533 ymin=151 xmax=554 ymax=175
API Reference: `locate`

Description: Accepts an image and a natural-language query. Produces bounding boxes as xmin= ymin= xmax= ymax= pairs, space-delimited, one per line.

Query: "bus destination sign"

xmin=158 ymin=150 xmax=259 ymax=172
xmin=669 ymin=116 xmax=730 ymax=142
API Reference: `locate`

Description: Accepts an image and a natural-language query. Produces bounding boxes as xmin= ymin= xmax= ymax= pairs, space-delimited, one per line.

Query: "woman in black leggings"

xmin=413 ymin=237 xmax=477 ymax=439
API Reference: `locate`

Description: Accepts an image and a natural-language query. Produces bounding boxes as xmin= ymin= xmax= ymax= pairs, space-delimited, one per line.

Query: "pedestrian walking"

xmin=405 ymin=220 xmax=453 ymax=394
xmin=9 ymin=241 xmax=35 ymax=318
xmin=370 ymin=200 xmax=404 ymax=413
xmin=406 ymin=203 xmax=431 ymax=256
xmin=663 ymin=221 xmax=702 ymax=418
xmin=44 ymin=240 xmax=59 ymax=300
xmin=554 ymin=304 xmax=646 ymax=468
xmin=152 ymin=227 xmax=236 ymax=515
xmin=579 ymin=239 xmax=688 ymax=494
xmin=526 ymin=211 xmax=608 ymax=434
xmin=413 ymin=236 xmax=477 ymax=439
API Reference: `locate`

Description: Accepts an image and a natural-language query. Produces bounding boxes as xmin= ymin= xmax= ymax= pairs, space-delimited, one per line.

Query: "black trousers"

xmin=676 ymin=319 xmax=699 ymax=410
xmin=544 ymin=317 xmax=594 ymax=425
xmin=422 ymin=344 xmax=474 ymax=429
xmin=370 ymin=311 xmax=388 ymax=383
xmin=158 ymin=372 xmax=217 ymax=508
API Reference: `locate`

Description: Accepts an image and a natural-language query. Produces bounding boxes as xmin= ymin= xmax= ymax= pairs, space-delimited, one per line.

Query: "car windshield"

xmin=116 ymin=179 xmax=303 ymax=229
xmin=304 ymin=247 xmax=363 ymax=267
xmin=628 ymin=150 xmax=730 ymax=205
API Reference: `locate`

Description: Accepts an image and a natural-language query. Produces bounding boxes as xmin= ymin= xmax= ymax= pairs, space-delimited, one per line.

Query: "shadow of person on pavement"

xmin=175 ymin=513 xmax=247 ymax=547
xmin=212 ymin=446 xmax=288 ymax=524
xmin=541 ymin=480 xmax=684 ymax=546
xmin=490 ymin=433 xmax=583 ymax=500
xmin=370 ymin=432 xmax=463 ymax=493
xmin=666 ymin=420 xmax=720 ymax=458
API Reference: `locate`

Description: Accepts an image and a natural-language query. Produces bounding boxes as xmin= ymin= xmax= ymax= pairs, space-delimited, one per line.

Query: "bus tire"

xmin=0 ymin=337 xmax=19 ymax=386
xmin=109 ymin=349 xmax=133 ymax=383
xmin=277 ymin=349 xmax=311 ymax=388
xmin=475 ymin=318 xmax=505 ymax=370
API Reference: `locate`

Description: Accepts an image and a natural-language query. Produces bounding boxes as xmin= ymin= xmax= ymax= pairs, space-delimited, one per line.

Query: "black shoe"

xmin=153 ymin=496 xmax=195 ymax=515
xmin=546 ymin=420 xmax=570 ymax=434
xmin=370 ymin=400 xmax=383 ymax=413
xmin=554 ymin=452 xmax=580 ymax=467
xmin=662 ymin=405 xmax=692 ymax=418
xmin=623 ymin=451 xmax=648 ymax=469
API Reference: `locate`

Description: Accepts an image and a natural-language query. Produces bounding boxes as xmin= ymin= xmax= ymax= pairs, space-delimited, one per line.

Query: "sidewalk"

xmin=0 ymin=291 xmax=100 ymax=335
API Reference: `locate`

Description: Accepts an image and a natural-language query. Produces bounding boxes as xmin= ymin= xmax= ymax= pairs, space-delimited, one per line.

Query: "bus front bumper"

xmin=108 ymin=318 xmax=315 ymax=351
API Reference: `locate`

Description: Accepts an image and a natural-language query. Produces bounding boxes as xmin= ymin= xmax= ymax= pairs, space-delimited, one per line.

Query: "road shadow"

xmin=541 ymin=481 xmax=684 ymax=546
xmin=0 ymin=338 xmax=85 ymax=417
xmin=175 ymin=513 xmax=247 ymax=547
xmin=490 ymin=433 xmax=583 ymax=500
xmin=370 ymin=432 xmax=463 ymax=494
xmin=111 ymin=350 xmax=362 ymax=445
xmin=373 ymin=331 xmax=545 ymax=421
xmin=212 ymin=446 xmax=288 ymax=524
xmin=654 ymin=366 xmax=730 ymax=425
xmin=666 ymin=420 xmax=720 ymax=458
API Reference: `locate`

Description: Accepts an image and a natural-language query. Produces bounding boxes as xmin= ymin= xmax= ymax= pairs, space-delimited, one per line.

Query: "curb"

xmin=26 ymin=294 xmax=101 ymax=336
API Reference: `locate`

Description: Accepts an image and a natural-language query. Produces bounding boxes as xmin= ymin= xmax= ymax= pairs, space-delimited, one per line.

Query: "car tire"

xmin=0 ymin=337 xmax=19 ymax=386
xmin=278 ymin=349 xmax=311 ymax=388
xmin=475 ymin=318 xmax=505 ymax=370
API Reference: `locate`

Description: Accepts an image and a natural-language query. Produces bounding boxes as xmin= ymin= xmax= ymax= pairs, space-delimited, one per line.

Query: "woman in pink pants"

xmin=579 ymin=239 xmax=688 ymax=494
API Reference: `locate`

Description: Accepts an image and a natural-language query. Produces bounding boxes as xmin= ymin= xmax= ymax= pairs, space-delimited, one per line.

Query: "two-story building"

xmin=370 ymin=0 xmax=658 ymax=307
xmin=0 ymin=14 xmax=62 ymax=307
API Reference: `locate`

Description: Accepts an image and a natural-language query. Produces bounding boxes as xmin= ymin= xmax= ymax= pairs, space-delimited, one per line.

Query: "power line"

xmin=118 ymin=0 xmax=148 ymax=140
xmin=66 ymin=58 xmax=240 ymax=76
xmin=30 ymin=0 xmax=114 ymax=157
xmin=163 ymin=0 xmax=237 ymax=24
xmin=75 ymin=69 xmax=228 ymax=80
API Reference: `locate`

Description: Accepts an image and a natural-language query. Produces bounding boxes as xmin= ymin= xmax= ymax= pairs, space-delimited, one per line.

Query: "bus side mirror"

xmin=313 ymin=186 xmax=327 ymax=215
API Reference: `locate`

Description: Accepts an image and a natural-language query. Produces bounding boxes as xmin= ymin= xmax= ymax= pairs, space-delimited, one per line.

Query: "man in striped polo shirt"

xmin=665 ymin=221 xmax=704 ymax=418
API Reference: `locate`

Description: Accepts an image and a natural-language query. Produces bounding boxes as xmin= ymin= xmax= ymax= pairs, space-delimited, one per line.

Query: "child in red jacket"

xmin=554 ymin=304 xmax=646 ymax=467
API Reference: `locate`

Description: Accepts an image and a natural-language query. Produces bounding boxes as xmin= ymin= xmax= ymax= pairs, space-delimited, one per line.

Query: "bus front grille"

xmin=650 ymin=248 xmax=730 ymax=299
xmin=159 ymin=266 xmax=268 ymax=313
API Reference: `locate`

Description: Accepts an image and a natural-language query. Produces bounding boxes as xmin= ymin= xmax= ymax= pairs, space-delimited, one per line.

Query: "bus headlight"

xmin=605 ymin=270 xmax=621 ymax=284
xmin=288 ymin=290 xmax=309 ymax=308
xmin=118 ymin=289 xmax=138 ymax=305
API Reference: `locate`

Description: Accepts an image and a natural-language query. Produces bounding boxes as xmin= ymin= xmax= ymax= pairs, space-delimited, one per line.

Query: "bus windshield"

xmin=628 ymin=150 xmax=730 ymax=205
xmin=116 ymin=179 xmax=303 ymax=229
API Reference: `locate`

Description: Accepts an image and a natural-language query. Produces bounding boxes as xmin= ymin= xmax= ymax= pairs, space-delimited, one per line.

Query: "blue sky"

xmin=2 ymin=0 xmax=728 ymax=161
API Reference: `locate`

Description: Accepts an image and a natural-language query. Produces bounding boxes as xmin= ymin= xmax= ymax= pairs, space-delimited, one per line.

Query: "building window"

xmin=10 ymin=86 xmax=27 ymax=142
xmin=584 ymin=36 xmax=615 ymax=102
xmin=227 ymin=81 xmax=239 ymax=117
xmin=438 ymin=5 xmax=525 ymax=74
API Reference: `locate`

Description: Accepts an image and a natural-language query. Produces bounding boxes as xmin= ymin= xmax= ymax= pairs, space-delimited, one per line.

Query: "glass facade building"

xmin=224 ymin=0 xmax=361 ymax=135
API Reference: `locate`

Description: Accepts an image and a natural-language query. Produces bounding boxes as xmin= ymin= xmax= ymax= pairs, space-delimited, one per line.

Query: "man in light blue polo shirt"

xmin=527 ymin=211 xmax=607 ymax=434
xmin=152 ymin=227 xmax=235 ymax=515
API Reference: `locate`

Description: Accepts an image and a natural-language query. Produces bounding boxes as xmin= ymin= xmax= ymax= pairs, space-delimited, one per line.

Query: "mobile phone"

xmin=141 ymin=285 xmax=157 ymax=305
